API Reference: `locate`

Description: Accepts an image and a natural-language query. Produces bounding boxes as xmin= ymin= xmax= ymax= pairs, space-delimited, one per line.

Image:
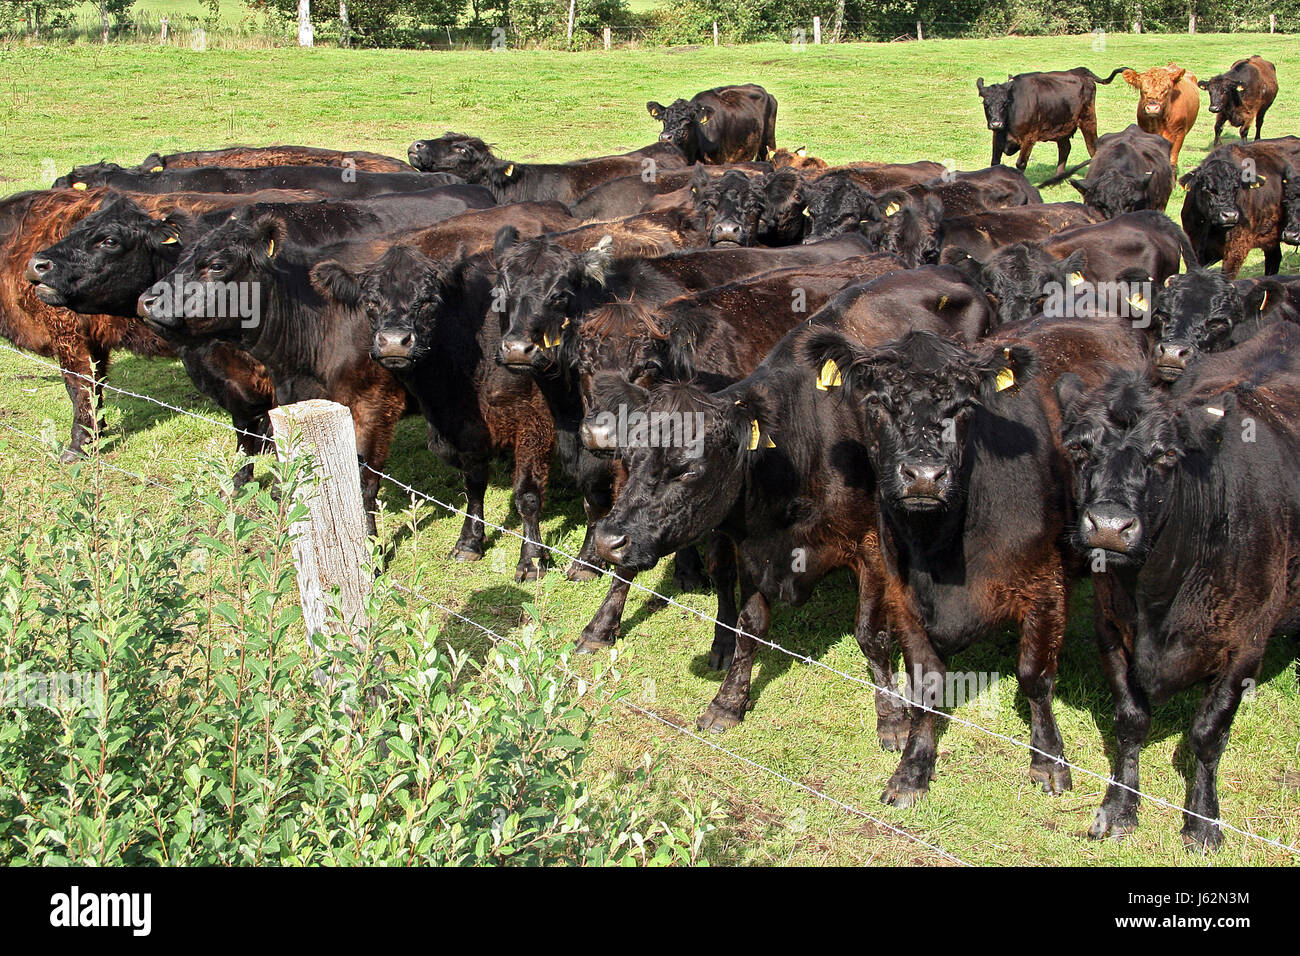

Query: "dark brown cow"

xmin=1198 ymin=56 xmax=1279 ymax=147
xmin=136 ymin=144 xmax=412 ymax=173
xmin=647 ymin=84 xmax=778 ymax=164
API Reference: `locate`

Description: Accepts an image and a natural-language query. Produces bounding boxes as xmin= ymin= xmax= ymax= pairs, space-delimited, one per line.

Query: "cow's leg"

xmin=853 ymin=560 xmax=907 ymax=751
xmin=1264 ymin=244 xmax=1282 ymax=275
xmin=697 ymin=570 xmax=767 ymax=733
xmin=1181 ymin=654 xmax=1261 ymax=851
xmin=510 ymin=453 xmax=547 ymax=582
xmin=1053 ymin=137 xmax=1072 ymax=179
xmin=53 ymin=339 xmax=100 ymax=464
xmin=1213 ymin=114 xmax=1226 ymax=147
xmin=990 ymin=132 xmax=1004 ymax=168
xmin=1088 ymin=584 xmax=1150 ymax=840
xmin=1019 ymin=585 xmax=1072 ymax=795
xmin=882 ymin=613 xmax=941 ymax=808
xmin=1221 ymin=235 xmax=1249 ymax=279
xmin=355 ymin=400 xmax=404 ymax=538
xmin=566 ymin=496 xmax=608 ymax=581
xmin=672 ymin=545 xmax=708 ymax=592
xmin=706 ymin=536 xmax=738 ymax=670
xmin=1080 ymin=107 xmax=1099 ymax=155
xmin=576 ymin=570 xmax=633 ymax=652
xmin=1254 ymin=106 xmax=1269 ymax=140
xmin=451 ymin=462 xmax=489 ymax=561
xmin=1014 ymin=137 xmax=1037 ymax=173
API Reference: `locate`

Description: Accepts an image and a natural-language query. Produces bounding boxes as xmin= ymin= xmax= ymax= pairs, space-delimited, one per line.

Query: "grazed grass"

xmin=0 ymin=35 xmax=1297 ymax=865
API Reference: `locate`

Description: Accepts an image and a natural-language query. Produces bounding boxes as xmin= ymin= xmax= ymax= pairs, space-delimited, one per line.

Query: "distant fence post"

xmin=1270 ymin=13 xmax=1276 ymax=32
xmin=1133 ymin=3 xmax=1142 ymax=32
xmin=1188 ymin=13 xmax=1196 ymax=33
xmin=269 ymin=400 xmax=372 ymax=653
xmin=813 ymin=15 xmax=821 ymax=43
xmin=916 ymin=20 xmax=923 ymax=40
xmin=712 ymin=21 xmax=718 ymax=45
xmin=159 ymin=15 xmax=168 ymax=43
xmin=603 ymin=26 xmax=610 ymax=50
xmin=297 ymin=0 xmax=313 ymax=46
xmin=567 ymin=0 xmax=575 ymax=41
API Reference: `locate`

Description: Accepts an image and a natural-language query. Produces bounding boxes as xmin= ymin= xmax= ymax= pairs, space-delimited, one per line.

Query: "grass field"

xmin=1 ymin=34 xmax=1298 ymax=866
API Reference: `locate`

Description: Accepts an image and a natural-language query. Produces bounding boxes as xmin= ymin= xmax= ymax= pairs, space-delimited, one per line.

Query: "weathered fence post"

xmin=916 ymin=20 xmax=923 ymax=40
xmin=603 ymin=26 xmax=610 ymax=50
xmin=567 ymin=0 xmax=575 ymax=42
xmin=1189 ymin=13 xmax=1196 ymax=33
xmin=1270 ymin=13 xmax=1276 ymax=32
xmin=1133 ymin=3 xmax=1143 ymax=32
xmin=813 ymin=15 xmax=821 ymax=44
xmin=159 ymin=15 xmax=168 ymax=43
xmin=269 ymin=400 xmax=372 ymax=647
xmin=712 ymin=21 xmax=718 ymax=45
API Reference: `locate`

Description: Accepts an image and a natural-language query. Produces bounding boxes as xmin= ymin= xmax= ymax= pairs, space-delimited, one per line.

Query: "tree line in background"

xmin=0 ymin=0 xmax=1296 ymax=48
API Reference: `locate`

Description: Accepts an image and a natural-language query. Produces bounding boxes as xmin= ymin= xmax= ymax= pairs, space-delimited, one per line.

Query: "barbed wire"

xmin=0 ymin=339 xmax=1296 ymax=858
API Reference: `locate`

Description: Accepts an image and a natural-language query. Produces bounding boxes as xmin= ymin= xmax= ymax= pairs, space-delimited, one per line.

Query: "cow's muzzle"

xmin=137 ymin=290 xmax=178 ymax=328
xmin=594 ymin=528 xmax=629 ymax=565
xmin=1081 ymin=504 xmax=1142 ymax=554
xmin=25 ymin=257 xmax=64 ymax=304
xmin=1154 ymin=342 xmax=1192 ymax=380
xmin=709 ymin=221 xmax=744 ymax=246
xmin=896 ymin=460 xmax=951 ymax=507
xmin=579 ymin=417 xmax=618 ymax=454
xmin=372 ymin=329 xmax=416 ymax=369
xmin=497 ymin=337 xmax=539 ymax=368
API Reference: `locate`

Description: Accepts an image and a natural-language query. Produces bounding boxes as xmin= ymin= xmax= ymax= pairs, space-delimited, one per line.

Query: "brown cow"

xmin=1198 ymin=56 xmax=1279 ymax=147
xmin=137 ymin=145 xmax=412 ymax=173
xmin=1123 ymin=64 xmax=1200 ymax=166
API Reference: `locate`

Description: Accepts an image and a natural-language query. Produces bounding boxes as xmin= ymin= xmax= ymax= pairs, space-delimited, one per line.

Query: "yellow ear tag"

xmin=1068 ymin=272 xmax=1085 ymax=286
xmin=543 ymin=329 xmax=562 ymax=349
xmin=267 ymin=239 xmax=275 ymax=257
xmin=937 ymin=294 xmax=949 ymax=311
xmin=747 ymin=419 xmax=775 ymax=449
xmin=1259 ymin=290 xmax=1269 ymax=312
xmin=150 ymin=165 xmax=164 ymax=172
xmin=699 ymin=115 xmax=709 ymax=125
xmin=72 ymin=182 xmax=87 ymax=191
xmin=1128 ymin=292 xmax=1148 ymax=311
xmin=504 ymin=164 xmax=514 ymax=177
xmin=995 ymin=367 xmax=1015 ymax=392
xmin=161 ymin=234 xmax=179 ymax=245
xmin=802 ymin=207 xmax=811 ymax=217
xmin=884 ymin=202 xmax=900 ymax=217
xmin=815 ymin=358 xmax=842 ymax=390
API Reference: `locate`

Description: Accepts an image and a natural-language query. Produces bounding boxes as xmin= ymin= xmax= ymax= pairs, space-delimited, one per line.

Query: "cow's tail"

xmin=1089 ymin=67 xmax=1130 ymax=84
xmin=1173 ymin=222 xmax=1200 ymax=270
xmin=1038 ymin=159 xmax=1092 ymax=188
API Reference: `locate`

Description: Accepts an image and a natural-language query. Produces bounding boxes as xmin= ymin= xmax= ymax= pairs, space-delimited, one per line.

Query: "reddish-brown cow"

xmin=1123 ymin=64 xmax=1200 ymax=166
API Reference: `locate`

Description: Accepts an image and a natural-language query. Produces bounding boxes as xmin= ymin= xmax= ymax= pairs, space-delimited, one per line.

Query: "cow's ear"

xmin=727 ymin=390 xmax=778 ymax=453
xmin=1068 ymin=177 xmax=1088 ymax=195
xmin=689 ymin=165 xmax=710 ymax=196
xmin=580 ymin=235 xmax=614 ymax=286
xmin=795 ymin=146 xmax=807 ymax=157
xmin=1169 ymin=67 xmax=1186 ymax=84
xmin=1054 ymin=372 xmax=1088 ymax=417
xmin=250 ymin=215 xmax=285 ymax=260
xmin=922 ymin=192 xmax=944 ymax=222
xmin=695 ymin=104 xmax=714 ymax=126
xmin=1242 ymin=279 xmax=1285 ymax=320
xmin=139 ymin=152 xmax=164 ymax=171
xmin=493 ymin=224 xmax=520 ymax=261
xmin=1058 ymin=248 xmax=1088 ymax=279
xmin=975 ymin=77 xmax=985 ymax=92
xmin=647 ymin=101 xmax=664 ymax=119
xmin=147 ymin=214 xmax=186 ymax=252
xmin=310 ymin=259 xmax=362 ymax=307
xmin=1122 ymin=69 xmax=1140 ymax=88
xmin=1178 ymin=170 xmax=1195 ymax=190
xmin=978 ymin=343 xmax=1036 ymax=400
xmin=1197 ymin=79 xmax=1209 ymax=90
xmin=941 ymin=246 xmax=985 ymax=287
xmin=1177 ymin=392 xmax=1237 ymax=452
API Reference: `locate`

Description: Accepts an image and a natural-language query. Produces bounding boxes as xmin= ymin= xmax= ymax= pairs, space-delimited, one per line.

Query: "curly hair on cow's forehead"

xmin=580 ymin=298 xmax=666 ymax=341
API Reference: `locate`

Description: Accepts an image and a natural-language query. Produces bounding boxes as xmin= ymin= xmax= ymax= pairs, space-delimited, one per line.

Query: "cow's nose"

xmin=373 ymin=328 xmax=414 ymax=357
xmin=658 ymin=132 xmax=673 ymax=142
xmin=898 ymin=461 xmax=950 ymax=499
xmin=1283 ymin=227 xmax=1300 ymax=244
xmin=25 ymin=257 xmax=52 ymax=282
xmin=580 ymin=417 xmax=617 ymax=452
xmin=1208 ymin=105 xmax=1221 ymax=113
xmin=1155 ymin=342 xmax=1192 ymax=380
xmin=1219 ymin=209 xmax=1240 ymax=225
xmin=710 ymin=222 xmax=743 ymax=245
xmin=594 ymin=530 xmax=628 ymax=564
xmin=1082 ymin=506 xmax=1142 ymax=554
xmin=137 ymin=290 xmax=175 ymax=326
xmin=498 ymin=337 xmax=537 ymax=366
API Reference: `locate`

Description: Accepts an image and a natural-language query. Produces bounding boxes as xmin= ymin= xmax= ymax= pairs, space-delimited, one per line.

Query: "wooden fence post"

xmin=1270 ymin=13 xmax=1276 ymax=32
xmin=916 ymin=20 xmax=923 ymax=40
xmin=603 ymin=26 xmax=610 ymax=50
xmin=813 ymin=15 xmax=821 ymax=44
xmin=269 ymin=399 xmax=372 ymax=646
xmin=567 ymin=0 xmax=575 ymax=41
xmin=712 ymin=21 xmax=718 ymax=45
xmin=159 ymin=15 xmax=168 ymax=43
xmin=1188 ymin=13 xmax=1196 ymax=33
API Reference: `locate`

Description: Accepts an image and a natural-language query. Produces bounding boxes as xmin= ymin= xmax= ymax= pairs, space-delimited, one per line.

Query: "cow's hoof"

xmin=1181 ymin=820 xmax=1224 ymax=853
xmin=514 ymin=563 xmax=544 ymax=583
xmin=58 ymin=447 xmax=84 ymax=465
xmin=877 ymin=717 xmax=910 ymax=752
xmin=574 ymin=636 xmax=615 ymax=656
xmin=1087 ymin=805 xmax=1138 ymax=841
xmin=565 ymin=561 xmax=601 ymax=582
xmin=696 ymin=702 xmax=743 ymax=734
xmin=672 ymin=565 xmax=709 ymax=593
xmin=449 ymin=545 xmax=483 ymax=563
xmin=706 ymin=644 xmax=733 ymax=672
xmin=1030 ymin=762 xmax=1073 ymax=795
xmin=881 ymin=777 xmax=929 ymax=809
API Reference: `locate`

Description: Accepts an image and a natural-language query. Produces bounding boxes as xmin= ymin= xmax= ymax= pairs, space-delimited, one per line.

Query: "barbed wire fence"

xmin=1 ymin=337 xmax=1298 ymax=863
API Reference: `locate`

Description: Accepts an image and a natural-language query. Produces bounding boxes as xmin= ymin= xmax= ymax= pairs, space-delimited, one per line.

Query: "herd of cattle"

xmin=5 ymin=65 xmax=1300 ymax=851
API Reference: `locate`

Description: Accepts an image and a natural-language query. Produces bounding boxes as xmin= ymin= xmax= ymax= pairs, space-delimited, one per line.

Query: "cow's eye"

xmin=675 ymin=470 xmax=696 ymax=482
xmin=97 ymin=235 xmax=118 ymax=249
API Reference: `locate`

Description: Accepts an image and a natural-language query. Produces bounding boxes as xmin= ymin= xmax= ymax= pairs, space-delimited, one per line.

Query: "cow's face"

xmin=845 ymin=331 xmax=1035 ymax=512
xmin=946 ymin=243 xmax=1087 ymax=328
xmin=407 ymin=132 xmax=494 ymax=177
xmin=493 ymin=227 xmax=608 ymax=374
xmin=1281 ymin=167 xmax=1300 ymax=245
xmin=1071 ymin=168 xmax=1154 ymax=218
xmin=757 ymin=168 xmax=807 ymax=245
xmin=52 ymin=162 xmax=128 ymax=190
xmin=1180 ymin=158 xmax=1243 ymax=228
xmin=801 ymin=177 xmax=872 ymax=243
xmin=137 ymin=213 xmax=277 ymax=338
xmin=976 ymin=77 xmax=1013 ymax=131
xmin=694 ymin=169 xmax=763 ymax=246
xmin=646 ymin=99 xmax=695 ymax=150
xmin=1150 ymin=270 xmax=1242 ymax=381
xmin=27 ymin=195 xmax=184 ymax=316
xmin=861 ymin=191 xmax=942 ymax=267
xmin=1124 ymin=65 xmax=1186 ymax=120
xmin=591 ymin=382 xmax=757 ymax=570
xmin=1197 ymin=75 xmax=1239 ymax=115
xmin=1058 ymin=370 xmax=1210 ymax=569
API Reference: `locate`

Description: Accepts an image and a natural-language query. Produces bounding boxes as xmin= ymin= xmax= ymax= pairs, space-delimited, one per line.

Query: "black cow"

xmin=1060 ymin=124 xmax=1174 ymax=217
xmin=406 ymin=132 xmax=687 ymax=205
xmin=976 ymin=67 xmax=1128 ymax=176
xmin=1282 ymin=166 xmax=1300 ymax=246
xmin=906 ymin=166 xmax=1043 ymax=216
xmin=310 ymin=246 xmax=556 ymax=580
xmin=1198 ymin=56 xmax=1279 ymax=146
xmin=938 ymin=202 xmax=1103 ymax=261
xmin=1179 ymin=137 xmax=1300 ymax=276
xmin=647 ymin=84 xmax=778 ymax=164
xmin=53 ymin=163 xmax=476 ymax=199
xmin=1057 ymin=322 xmax=1300 ymax=848
xmin=568 ymin=163 xmax=771 ymax=221
xmin=137 ymin=144 xmax=413 ymax=173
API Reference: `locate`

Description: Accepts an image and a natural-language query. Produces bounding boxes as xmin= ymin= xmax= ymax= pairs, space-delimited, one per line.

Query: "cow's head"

xmin=1149 ymin=269 xmax=1242 ymax=381
xmin=492 ymin=226 xmax=611 ymax=374
xmin=591 ymin=380 xmax=765 ymax=570
xmin=52 ymin=162 xmax=127 ymax=190
xmin=1124 ymin=65 xmax=1186 ymax=120
xmin=1282 ymin=166 xmax=1300 ymax=245
xmin=1057 ymin=369 xmax=1231 ymax=569
xmin=1071 ymin=167 xmax=1156 ymax=218
xmin=976 ymin=77 xmax=1013 ymax=132
xmin=801 ymin=174 xmax=874 ymax=243
xmin=757 ymin=168 xmax=808 ymax=245
xmin=832 ymin=330 xmax=1036 ymax=513
xmin=692 ymin=168 xmax=764 ymax=246
xmin=407 ymin=131 xmax=497 ymax=179
xmin=770 ymin=146 xmax=827 ymax=171
xmin=943 ymin=243 xmax=1088 ymax=328
xmin=137 ymin=211 xmax=281 ymax=338
xmin=1197 ymin=74 xmax=1242 ymax=116
xmin=27 ymin=194 xmax=187 ymax=316
xmin=646 ymin=99 xmax=696 ymax=152
xmin=860 ymin=190 xmax=943 ymax=267
xmin=1179 ymin=157 xmax=1244 ymax=228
